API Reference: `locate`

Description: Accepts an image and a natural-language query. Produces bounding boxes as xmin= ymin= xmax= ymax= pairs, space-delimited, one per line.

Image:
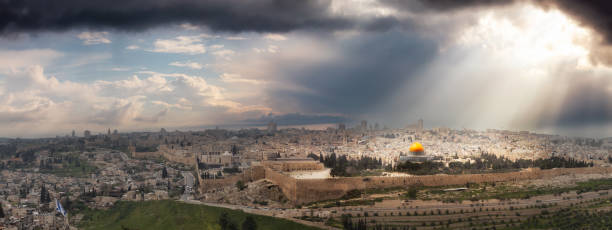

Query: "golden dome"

xmin=409 ymin=142 xmax=424 ymax=152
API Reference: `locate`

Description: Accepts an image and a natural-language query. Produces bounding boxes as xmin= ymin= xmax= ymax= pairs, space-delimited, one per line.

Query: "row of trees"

xmin=320 ymin=153 xmax=383 ymax=177
xmin=395 ymin=153 xmax=593 ymax=175
xmin=341 ymin=215 xmax=367 ymax=230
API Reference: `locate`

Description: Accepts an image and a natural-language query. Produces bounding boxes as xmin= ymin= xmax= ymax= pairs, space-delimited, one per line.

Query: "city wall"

xmin=198 ymin=161 xmax=612 ymax=205
xmin=132 ymin=151 xmax=160 ymax=159
xmin=291 ymin=167 xmax=612 ymax=204
xmin=261 ymin=161 xmax=324 ymax=172
xmin=199 ymin=166 xmax=266 ymax=193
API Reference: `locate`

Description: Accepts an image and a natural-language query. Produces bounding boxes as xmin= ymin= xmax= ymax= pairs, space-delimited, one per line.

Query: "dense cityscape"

xmin=2 ymin=120 xmax=612 ymax=229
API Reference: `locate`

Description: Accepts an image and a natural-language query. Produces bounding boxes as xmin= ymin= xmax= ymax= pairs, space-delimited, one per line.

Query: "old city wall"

xmin=261 ymin=161 xmax=324 ymax=172
xmin=198 ymin=160 xmax=612 ymax=205
xmin=199 ymin=166 xmax=266 ymax=192
xmin=264 ymin=167 xmax=298 ymax=201
xmin=281 ymin=162 xmax=324 ymax=171
xmin=536 ymin=167 xmax=612 ymax=178
xmin=290 ymin=167 xmax=612 ymax=204
xmin=132 ymin=151 xmax=160 ymax=159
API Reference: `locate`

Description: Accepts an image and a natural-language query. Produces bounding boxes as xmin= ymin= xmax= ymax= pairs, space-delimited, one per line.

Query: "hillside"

xmin=78 ymin=200 xmax=321 ymax=230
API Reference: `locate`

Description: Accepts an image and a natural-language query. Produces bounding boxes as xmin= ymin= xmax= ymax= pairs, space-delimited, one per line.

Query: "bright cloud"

xmin=0 ymin=66 xmax=269 ymax=136
xmin=226 ymin=36 xmax=247 ymax=40
xmin=213 ymin=49 xmax=236 ymax=59
xmin=0 ymin=49 xmax=63 ymax=72
xmin=264 ymin=34 xmax=287 ymax=41
xmin=77 ymin=31 xmax=111 ymax=45
xmin=169 ymin=61 xmax=203 ymax=69
xmin=220 ymin=73 xmax=264 ymax=84
xmin=152 ymin=36 xmax=206 ymax=54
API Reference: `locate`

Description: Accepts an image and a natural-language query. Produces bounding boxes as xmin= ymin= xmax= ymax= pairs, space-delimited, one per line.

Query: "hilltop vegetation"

xmin=394 ymin=153 xmax=592 ymax=175
xmin=78 ymin=200 xmax=321 ymax=230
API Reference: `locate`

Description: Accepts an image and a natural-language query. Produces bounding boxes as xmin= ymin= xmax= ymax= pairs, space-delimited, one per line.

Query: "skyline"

xmin=2 ymin=0 xmax=612 ymax=137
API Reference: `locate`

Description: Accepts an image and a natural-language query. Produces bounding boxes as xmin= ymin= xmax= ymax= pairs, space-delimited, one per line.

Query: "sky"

xmin=2 ymin=0 xmax=612 ymax=138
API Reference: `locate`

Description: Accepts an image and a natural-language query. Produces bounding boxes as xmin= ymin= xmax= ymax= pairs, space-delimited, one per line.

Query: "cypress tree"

xmin=241 ymin=216 xmax=257 ymax=230
xmin=0 ymin=202 xmax=5 ymax=218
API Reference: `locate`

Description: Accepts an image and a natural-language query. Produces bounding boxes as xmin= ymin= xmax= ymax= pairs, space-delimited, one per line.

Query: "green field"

xmin=78 ymin=200 xmax=322 ymax=230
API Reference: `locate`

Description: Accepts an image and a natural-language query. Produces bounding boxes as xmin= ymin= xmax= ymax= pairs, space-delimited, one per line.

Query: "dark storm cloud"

xmin=381 ymin=0 xmax=516 ymax=12
xmin=554 ymin=76 xmax=612 ymax=127
xmin=270 ymin=30 xmax=437 ymax=115
xmin=243 ymin=113 xmax=349 ymax=126
xmin=0 ymin=0 xmax=352 ymax=34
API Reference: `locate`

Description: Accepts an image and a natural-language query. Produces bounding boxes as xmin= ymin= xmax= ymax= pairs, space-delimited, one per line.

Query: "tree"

xmin=242 ymin=216 xmax=257 ymax=230
xmin=405 ymin=187 xmax=418 ymax=200
xmin=40 ymin=185 xmax=50 ymax=204
xmin=341 ymin=214 xmax=352 ymax=230
xmin=0 ymin=202 xmax=5 ymax=218
xmin=219 ymin=212 xmax=229 ymax=229
xmin=162 ymin=167 xmax=168 ymax=179
xmin=219 ymin=212 xmax=236 ymax=230
xmin=236 ymin=180 xmax=247 ymax=191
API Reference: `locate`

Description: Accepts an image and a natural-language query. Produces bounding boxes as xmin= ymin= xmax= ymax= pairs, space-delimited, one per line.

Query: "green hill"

xmin=78 ymin=200 xmax=321 ymax=230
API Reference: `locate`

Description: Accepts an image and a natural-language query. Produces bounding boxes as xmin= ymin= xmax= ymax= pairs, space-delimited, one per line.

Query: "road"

xmin=181 ymin=171 xmax=195 ymax=201
xmin=118 ymin=151 xmax=129 ymax=161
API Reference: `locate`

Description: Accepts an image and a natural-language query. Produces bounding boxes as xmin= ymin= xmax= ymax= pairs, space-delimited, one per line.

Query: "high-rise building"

xmin=417 ymin=119 xmax=424 ymax=131
xmin=267 ymin=121 xmax=277 ymax=133
xmin=84 ymin=130 xmax=91 ymax=138
xmin=71 ymin=130 xmax=75 ymax=137
xmin=338 ymin=123 xmax=346 ymax=131
xmin=361 ymin=120 xmax=367 ymax=131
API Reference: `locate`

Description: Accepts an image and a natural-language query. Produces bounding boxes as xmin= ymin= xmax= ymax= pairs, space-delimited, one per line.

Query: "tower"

xmin=267 ymin=121 xmax=277 ymax=133
xmin=417 ymin=119 xmax=423 ymax=131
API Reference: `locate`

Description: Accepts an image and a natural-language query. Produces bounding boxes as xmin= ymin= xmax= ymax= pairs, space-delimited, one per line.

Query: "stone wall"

xmin=132 ymin=151 xmax=160 ymax=159
xmin=198 ymin=160 xmax=612 ymax=205
xmin=265 ymin=167 xmax=297 ymax=201
xmin=199 ymin=166 xmax=266 ymax=192
xmin=289 ymin=167 xmax=612 ymax=204
xmin=261 ymin=161 xmax=324 ymax=172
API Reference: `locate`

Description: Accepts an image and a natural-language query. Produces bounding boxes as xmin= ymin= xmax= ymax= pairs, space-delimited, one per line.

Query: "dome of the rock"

xmin=409 ymin=142 xmax=424 ymax=153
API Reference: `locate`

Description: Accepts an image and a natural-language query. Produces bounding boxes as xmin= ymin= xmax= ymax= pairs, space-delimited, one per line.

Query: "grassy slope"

xmin=79 ymin=200 xmax=321 ymax=230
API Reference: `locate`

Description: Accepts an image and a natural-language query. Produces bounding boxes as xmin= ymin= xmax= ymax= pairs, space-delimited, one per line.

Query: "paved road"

xmin=118 ymin=151 xmax=130 ymax=161
xmin=181 ymin=171 xmax=195 ymax=201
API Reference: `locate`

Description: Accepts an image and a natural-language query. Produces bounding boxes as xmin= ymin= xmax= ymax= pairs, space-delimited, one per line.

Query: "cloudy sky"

xmin=1 ymin=0 xmax=612 ymax=137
